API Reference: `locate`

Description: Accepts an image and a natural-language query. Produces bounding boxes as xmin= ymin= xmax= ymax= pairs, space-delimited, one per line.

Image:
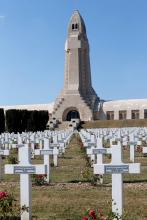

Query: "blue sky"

xmin=0 ymin=0 xmax=147 ymax=105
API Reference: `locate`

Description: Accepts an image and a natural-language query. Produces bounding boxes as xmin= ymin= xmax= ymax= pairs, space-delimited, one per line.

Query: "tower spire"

xmin=68 ymin=10 xmax=86 ymax=35
xmin=52 ymin=11 xmax=100 ymax=121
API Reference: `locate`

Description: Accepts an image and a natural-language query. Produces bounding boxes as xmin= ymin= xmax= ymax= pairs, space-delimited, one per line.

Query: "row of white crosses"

xmin=3 ymin=129 xmax=74 ymax=220
xmin=0 ymin=129 xmax=73 ymax=182
xmin=79 ymin=131 xmax=108 ymax=164
xmin=79 ymin=128 xmax=147 ymax=218
xmin=88 ymin=127 xmax=147 ymax=160
xmin=79 ymin=128 xmax=147 ymax=169
xmin=81 ymin=127 xmax=147 ymax=156
xmin=0 ymin=129 xmax=72 ymax=149
xmin=1 ymin=130 xmax=73 ymax=154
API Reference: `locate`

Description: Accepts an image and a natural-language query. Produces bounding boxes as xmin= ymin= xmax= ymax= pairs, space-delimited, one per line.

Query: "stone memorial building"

xmin=52 ymin=10 xmax=100 ymax=121
xmin=1 ymin=11 xmax=147 ymax=122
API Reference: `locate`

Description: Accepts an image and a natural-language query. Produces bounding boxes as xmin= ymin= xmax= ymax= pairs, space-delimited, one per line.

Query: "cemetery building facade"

xmin=1 ymin=11 xmax=147 ymax=122
xmin=101 ymin=99 xmax=147 ymax=120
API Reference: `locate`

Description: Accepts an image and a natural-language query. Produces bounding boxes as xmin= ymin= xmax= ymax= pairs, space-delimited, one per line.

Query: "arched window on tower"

xmin=72 ymin=23 xmax=79 ymax=31
xmin=75 ymin=23 xmax=78 ymax=29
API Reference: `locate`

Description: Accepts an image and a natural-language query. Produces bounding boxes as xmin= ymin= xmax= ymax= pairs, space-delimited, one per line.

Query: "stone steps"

xmin=56 ymin=121 xmax=69 ymax=130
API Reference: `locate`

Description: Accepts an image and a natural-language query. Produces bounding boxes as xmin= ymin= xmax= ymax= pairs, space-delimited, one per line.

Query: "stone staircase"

xmin=80 ymin=95 xmax=91 ymax=107
xmin=56 ymin=121 xmax=69 ymax=130
xmin=80 ymin=94 xmax=99 ymax=111
xmin=52 ymin=97 xmax=65 ymax=116
xmin=51 ymin=97 xmax=65 ymax=120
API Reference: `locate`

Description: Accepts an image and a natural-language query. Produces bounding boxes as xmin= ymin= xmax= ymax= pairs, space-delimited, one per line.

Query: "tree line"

xmin=0 ymin=108 xmax=49 ymax=133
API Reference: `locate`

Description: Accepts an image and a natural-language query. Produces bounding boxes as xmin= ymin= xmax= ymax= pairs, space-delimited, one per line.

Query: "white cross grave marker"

xmin=92 ymin=137 xmax=110 ymax=184
xmin=35 ymin=138 xmax=59 ymax=182
xmin=94 ymin=143 xmax=140 ymax=218
xmin=86 ymin=144 xmax=95 ymax=165
xmin=52 ymin=135 xmax=65 ymax=155
xmin=129 ymin=134 xmax=137 ymax=163
xmin=0 ymin=148 xmax=9 ymax=181
xmin=5 ymin=144 xmax=47 ymax=220
xmin=94 ymin=137 xmax=106 ymax=164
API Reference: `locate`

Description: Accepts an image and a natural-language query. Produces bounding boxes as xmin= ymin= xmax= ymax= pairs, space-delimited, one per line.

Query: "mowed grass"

xmin=1 ymin=133 xmax=147 ymax=219
xmin=51 ymin=134 xmax=88 ymax=183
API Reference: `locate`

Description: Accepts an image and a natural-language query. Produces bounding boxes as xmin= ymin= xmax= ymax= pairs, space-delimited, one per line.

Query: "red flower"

xmin=89 ymin=209 xmax=96 ymax=219
xmin=0 ymin=191 xmax=8 ymax=199
xmin=82 ymin=216 xmax=89 ymax=220
xmin=38 ymin=175 xmax=43 ymax=179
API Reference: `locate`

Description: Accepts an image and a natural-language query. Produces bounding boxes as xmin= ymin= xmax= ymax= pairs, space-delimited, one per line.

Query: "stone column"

xmin=114 ymin=110 xmax=119 ymax=120
xmin=139 ymin=109 xmax=144 ymax=119
xmin=126 ymin=109 xmax=131 ymax=119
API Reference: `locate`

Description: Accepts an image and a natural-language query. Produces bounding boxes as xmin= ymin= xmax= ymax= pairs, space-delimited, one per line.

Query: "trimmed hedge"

xmin=0 ymin=108 xmax=5 ymax=134
xmin=6 ymin=109 xmax=49 ymax=133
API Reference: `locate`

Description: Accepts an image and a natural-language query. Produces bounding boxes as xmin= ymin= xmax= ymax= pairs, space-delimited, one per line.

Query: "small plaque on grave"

xmin=105 ymin=165 xmax=129 ymax=174
xmin=58 ymin=140 xmax=64 ymax=144
xmin=93 ymin=149 xmax=107 ymax=154
xmin=14 ymin=166 xmax=36 ymax=174
xmin=129 ymin=142 xmax=136 ymax=145
xmin=40 ymin=150 xmax=53 ymax=155
xmin=51 ymin=144 xmax=59 ymax=147
xmin=16 ymin=144 xmax=24 ymax=148
xmin=88 ymin=143 xmax=95 ymax=147
xmin=0 ymin=150 xmax=4 ymax=155
xmin=87 ymin=139 xmax=91 ymax=142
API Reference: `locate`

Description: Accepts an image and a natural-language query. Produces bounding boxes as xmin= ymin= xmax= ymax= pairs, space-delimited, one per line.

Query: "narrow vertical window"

xmin=106 ymin=111 xmax=114 ymax=120
xmin=119 ymin=110 xmax=127 ymax=120
xmin=75 ymin=23 xmax=78 ymax=29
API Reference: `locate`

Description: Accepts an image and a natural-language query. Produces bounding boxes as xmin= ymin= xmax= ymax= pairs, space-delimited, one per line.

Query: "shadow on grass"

xmin=67 ymin=179 xmax=112 ymax=188
xmin=124 ymin=179 xmax=147 ymax=183
xmin=59 ymin=156 xmax=73 ymax=159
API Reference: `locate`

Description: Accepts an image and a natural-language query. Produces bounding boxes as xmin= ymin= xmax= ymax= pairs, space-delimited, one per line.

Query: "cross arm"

xmin=0 ymin=149 xmax=9 ymax=156
xmin=94 ymin=163 xmax=140 ymax=175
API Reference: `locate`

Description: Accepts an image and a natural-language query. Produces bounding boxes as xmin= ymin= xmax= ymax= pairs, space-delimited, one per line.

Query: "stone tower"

xmin=52 ymin=10 xmax=100 ymax=121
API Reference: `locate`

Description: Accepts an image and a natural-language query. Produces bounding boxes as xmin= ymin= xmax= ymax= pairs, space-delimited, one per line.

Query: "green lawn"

xmin=1 ymin=133 xmax=147 ymax=219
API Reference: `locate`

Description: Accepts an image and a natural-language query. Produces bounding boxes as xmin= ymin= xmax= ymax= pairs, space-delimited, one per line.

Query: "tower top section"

xmin=68 ymin=10 xmax=86 ymax=35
